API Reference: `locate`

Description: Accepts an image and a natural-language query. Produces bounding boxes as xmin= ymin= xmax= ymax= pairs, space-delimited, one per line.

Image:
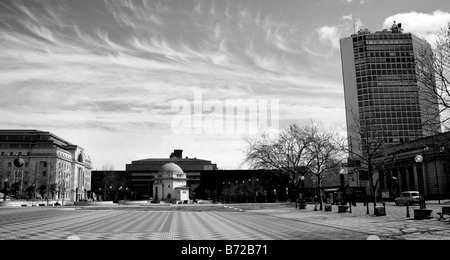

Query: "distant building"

xmin=372 ymin=132 xmax=450 ymax=200
xmin=153 ymin=163 xmax=189 ymax=202
xmin=0 ymin=130 xmax=92 ymax=203
xmin=195 ymin=169 xmax=316 ymax=203
xmin=124 ymin=149 xmax=218 ymax=199
xmin=93 ymin=150 xmax=372 ymax=203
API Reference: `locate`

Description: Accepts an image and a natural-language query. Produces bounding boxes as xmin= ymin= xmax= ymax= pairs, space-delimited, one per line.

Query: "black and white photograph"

xmin=1 ymin=0 xmax=450 ymax=247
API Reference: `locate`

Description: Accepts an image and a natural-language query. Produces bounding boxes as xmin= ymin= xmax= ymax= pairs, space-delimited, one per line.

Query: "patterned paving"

xmin=251 ymin=203 xmax=450 ymax=240
xmin=0 ymin=207 xmax=369 ymax=240
xmin=1 ymin=203 xmax=449 ymax=240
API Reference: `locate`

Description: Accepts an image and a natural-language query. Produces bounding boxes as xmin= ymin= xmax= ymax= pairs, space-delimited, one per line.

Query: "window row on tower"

xmin=353 ymin=33 xmax=413 ymax=43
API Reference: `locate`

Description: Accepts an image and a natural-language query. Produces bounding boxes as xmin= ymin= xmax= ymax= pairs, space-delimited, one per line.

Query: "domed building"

xmin=153 ymin=163 xmax=190 ymax=203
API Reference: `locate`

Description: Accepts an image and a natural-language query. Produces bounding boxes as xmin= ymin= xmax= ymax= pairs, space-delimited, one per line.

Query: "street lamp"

xmin=426 ymin=136 xmax=442 ymax=204
xmin=339 ymin=168 xmax=346 ymax=206
xmin=300 ymin=175 xmax=305 ymax=197
xmin=390 ymin=176 xmax=398 ymax=200
xmin=62 ymin=182 xmax=66 ymax=205
xmin=215 ymin=179 xmax=218 ymax=203
xmin=296 ymin=175 xmax=305 ymax=209
xmin=3 ymin=178 xmax=8 ymax=202
xmin=32 ymin=183 xmax=35 ymax=204
xmin=414 ymin=155 xmax=426 ymax=209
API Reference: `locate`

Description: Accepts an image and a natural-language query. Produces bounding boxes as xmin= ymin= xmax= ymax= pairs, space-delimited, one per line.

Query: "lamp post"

xmin=300 ymin=175 xmax=305 ymax=197
xmin=339 ymin=168 xmax=346 ymax=206
xmin=62 ymin=182 xmax=65 ymax=206
xmin=414 ymin=155 xmax=426 ymax=209
xmin=390 ymin=176 xmax=398 ymax=200
xmin=431 ymin=135 xmax=441 ymax=204
xmin=13 ymin=156 xmax=25 ymax=198
xmin=215 ymin=179 xmax=218 ymax=203
xmin=3 ymin=178 xmax=7 ymax=202
xmin=32 ymin=183 xmax=35 ymax=205
xmin=296 ymin=176 xmax=305 ymax=209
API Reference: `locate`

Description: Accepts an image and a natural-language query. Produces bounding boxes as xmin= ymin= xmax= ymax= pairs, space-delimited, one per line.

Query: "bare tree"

xmin=345 ymin=111 xmax=401 ymax=211
xmin=415 ymin=22 xmax=450 ymax=130
xmin=243 ymin=124 xmax=314 ymax=201
xmin=102 ymin=163 xmax=115 ymax=171
xmin=0 ymin=160 xmax=7 ymax=197
xmin=45 ymin=161 xmax=58 ymax=205
xmin=306 ymin=122 xmax=346 ymax=210
xmin=33 ymin=160 xmax=58 ymax=205
xmin=100 ymin=163 xmax=126 ymax=201
xmin=59 ymin=165 xmax=71 ymax=205
xmin=243 ymin=121 xmax=344 ymax=209
xmin=28 ymin=162 xmax=39 ymax=201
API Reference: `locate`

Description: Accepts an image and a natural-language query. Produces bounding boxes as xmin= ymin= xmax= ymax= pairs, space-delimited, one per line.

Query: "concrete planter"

xmin=298 ymin=203 xmax=307 ymax=209
xmin=74 ymin=201 xmax=115 ymax=206
xmin=338 ymin=205 xmax=349 ymax=213
xmin=413 ymin=209 xmax=433 ymax=220
xmin=374 ymin=206 xmax=386 ymax=216
xmin=0 ymin=200 xmax=60 ymax=207
xmin=118 ymin=200 xmax=151 ymax=205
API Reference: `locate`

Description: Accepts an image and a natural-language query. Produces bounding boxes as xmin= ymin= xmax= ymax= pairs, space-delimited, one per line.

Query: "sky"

xmin=1 ymin=0 xmax=449 ymax=170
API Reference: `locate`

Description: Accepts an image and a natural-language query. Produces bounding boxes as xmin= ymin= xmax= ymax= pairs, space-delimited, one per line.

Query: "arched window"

xmin=78 ymin=153 xmax=83 ymax=163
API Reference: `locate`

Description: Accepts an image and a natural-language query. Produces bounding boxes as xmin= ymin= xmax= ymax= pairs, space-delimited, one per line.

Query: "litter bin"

xmin=338 ymin=205 xmax=349 ymax=213
xmin=374 ymin=206 xmax=386 ymax=216
xmin=413 ymin=209 xmax=433 ymax=219
xmin=297 ymin=198 xmax=307 ymax=209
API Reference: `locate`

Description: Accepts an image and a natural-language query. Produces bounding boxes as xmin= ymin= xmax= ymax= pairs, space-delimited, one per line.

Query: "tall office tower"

xmin=340 ymin=22 xmax=441 ymax=157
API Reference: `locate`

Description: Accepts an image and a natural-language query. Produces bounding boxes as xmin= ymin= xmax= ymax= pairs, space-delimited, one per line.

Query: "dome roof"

xmin=159 ymin=163 xmax=184 ymax=175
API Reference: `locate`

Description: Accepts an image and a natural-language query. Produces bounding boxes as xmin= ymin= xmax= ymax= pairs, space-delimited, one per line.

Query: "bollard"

xmin=349 ymin=202 xmax=352 ymax=213
xmin=406 ymin=202 xmax=410 ymax=218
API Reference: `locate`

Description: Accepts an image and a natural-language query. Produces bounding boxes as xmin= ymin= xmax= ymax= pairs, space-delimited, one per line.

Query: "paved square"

xmin=0 ymin=202 xmax=449 ymax=240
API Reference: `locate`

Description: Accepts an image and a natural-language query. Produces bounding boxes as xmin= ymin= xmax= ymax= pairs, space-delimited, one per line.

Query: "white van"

xmin=394 ymin=191 xmax=420 ymax=205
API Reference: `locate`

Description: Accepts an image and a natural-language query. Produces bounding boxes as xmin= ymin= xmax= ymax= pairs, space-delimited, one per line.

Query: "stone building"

xmin=124 ymin=149 xmax=217 ymax=199
xmin=372 ymin=132 xmax=450 ymax=200
xmin=0 ymin=130 xmax=92 ymax=204
xmin=153 ymin=163 xmax=189 ymax=203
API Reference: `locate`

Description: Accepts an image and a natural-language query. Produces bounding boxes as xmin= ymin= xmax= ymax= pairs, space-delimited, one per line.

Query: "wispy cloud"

xmin=8 ymin=0 xmax=437 ymax=168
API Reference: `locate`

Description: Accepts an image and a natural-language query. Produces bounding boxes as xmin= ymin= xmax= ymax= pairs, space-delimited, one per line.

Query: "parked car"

xmin=395 ymin=191 xmax=420 ymax=205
